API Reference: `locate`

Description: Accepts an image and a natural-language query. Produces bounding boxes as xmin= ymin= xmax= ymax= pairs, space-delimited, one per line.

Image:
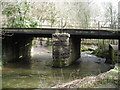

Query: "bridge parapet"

xmin=1 ymin=28 xmax=120 ymax=39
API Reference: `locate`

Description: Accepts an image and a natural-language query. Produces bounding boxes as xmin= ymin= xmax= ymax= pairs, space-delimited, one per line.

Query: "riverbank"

xmin=2 ymin=46 xmax=113 ymax=88
xmin=52 ymin=64 xmax=119 ymax=88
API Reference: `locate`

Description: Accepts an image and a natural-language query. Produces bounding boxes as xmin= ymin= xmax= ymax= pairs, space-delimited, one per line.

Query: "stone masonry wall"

xmin=52 ymin=33 xmax=70 ymax=67
xmin=52 ymin=33 xmax=81 ymax=67
xmin=2 ymin=35 xmax=32 ymax=64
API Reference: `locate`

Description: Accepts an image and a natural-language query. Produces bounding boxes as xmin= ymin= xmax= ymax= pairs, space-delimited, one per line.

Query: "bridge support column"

xmin=70 ymin=36 xmax=81 ymax=62
xmin=52 ymin=33 xmax=70 ymax=67
xmin=2 ymin=35 xmax=32 ymax=64
xmin=52 ymin=33 xmax=81 ymax=67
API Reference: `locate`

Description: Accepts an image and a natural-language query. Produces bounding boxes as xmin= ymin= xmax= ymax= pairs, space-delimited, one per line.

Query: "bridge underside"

xmin=2 ymin=28 xmax=120 ymax=67
xmin=2 ymin=34 xmax=81 ymax=67
xmin=2 ymin=35 xmax=32 ymax=64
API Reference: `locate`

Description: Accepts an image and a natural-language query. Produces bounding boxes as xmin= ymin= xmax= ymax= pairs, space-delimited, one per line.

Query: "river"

xmin=2 ymin=46 xmax=112 ymax=88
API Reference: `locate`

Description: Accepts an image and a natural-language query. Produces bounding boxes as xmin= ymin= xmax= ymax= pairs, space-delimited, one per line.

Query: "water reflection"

xmin=2 ymin=49 xmax=111 ymax=88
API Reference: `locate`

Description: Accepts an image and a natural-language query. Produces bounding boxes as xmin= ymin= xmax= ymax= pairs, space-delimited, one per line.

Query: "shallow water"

xmin=2 ymin=48 xmax=111 ymax=88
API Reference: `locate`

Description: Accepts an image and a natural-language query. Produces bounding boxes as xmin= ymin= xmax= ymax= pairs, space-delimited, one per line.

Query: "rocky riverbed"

xmin=52 ymin=64 xmax=119 ymax=88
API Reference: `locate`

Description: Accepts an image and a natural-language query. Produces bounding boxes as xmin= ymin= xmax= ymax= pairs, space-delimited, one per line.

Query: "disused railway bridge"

xmin=2 ymin=28 xmax=120 ymax=67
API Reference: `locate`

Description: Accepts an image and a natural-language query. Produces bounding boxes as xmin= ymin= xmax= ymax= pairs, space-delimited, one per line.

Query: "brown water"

xmin=2 ymin=47 xmax=111 ymax=88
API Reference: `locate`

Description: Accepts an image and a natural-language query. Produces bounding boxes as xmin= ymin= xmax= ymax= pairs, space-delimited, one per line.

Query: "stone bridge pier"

xmin=2 ymin=35 xmax=32 ymax=64
xmin=2 ymin=32 xmax=119 ymax=67
xmin=52 ymin=33 xmax=81 ymax=67
xmin=2 ymin=33 xmax=81 ymax=67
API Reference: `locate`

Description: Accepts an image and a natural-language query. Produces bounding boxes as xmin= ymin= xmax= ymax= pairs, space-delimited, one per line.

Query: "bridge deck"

xmin=1 ymin=28 xmax=120 ymax=39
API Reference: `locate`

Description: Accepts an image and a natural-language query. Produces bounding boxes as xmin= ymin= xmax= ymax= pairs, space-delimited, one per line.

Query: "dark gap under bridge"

xmin=2 ymin=28 xmax=120 ymax=67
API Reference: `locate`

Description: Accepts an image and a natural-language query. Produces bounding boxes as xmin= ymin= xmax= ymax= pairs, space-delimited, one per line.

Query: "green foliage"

xmin=2 ymin=1 xmax=39 ymax=28
xmin=2 ymin=5 xmax=18 ymax=17
xmin=92 ymin=48 xmax=109 ymax=58
xmin=92 ymin=40 xmax=109 ymax=58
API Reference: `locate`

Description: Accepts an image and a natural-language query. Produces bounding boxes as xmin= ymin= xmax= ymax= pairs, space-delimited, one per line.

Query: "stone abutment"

xmin=2 ymin=35 xmax=32 ymax=64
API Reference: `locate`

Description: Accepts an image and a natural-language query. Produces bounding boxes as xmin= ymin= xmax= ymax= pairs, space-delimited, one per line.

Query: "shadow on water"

xmin=2 ymin=47 xmax=112 ymax=88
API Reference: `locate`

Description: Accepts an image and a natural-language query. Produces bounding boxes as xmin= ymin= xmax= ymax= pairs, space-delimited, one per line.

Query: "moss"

xmin=45 ymin=45 xmax=52 ymax=51
xmin=94 ymin=64 xmax=119 ymax=88
xmin=81 ymin=48 xmax=89 ymax=51
xmin=81 ymin=47 xmax=95 ymax=52
xmin=92 ymin=48 xmax=109 ymax=58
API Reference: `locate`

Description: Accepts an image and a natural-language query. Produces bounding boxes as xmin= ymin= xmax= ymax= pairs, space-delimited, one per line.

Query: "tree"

xmin=104 ymin=2 xmax=118 ymax=29
xmin=66 ymin=2 xmax=91 ymax=28
xmin=118 ymin=1 xmax=120 ymax=29
xmin=2 ymin=1 xmax=39 ymax=28
xmin=31 ymin=2 xmax=58 ymax=28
